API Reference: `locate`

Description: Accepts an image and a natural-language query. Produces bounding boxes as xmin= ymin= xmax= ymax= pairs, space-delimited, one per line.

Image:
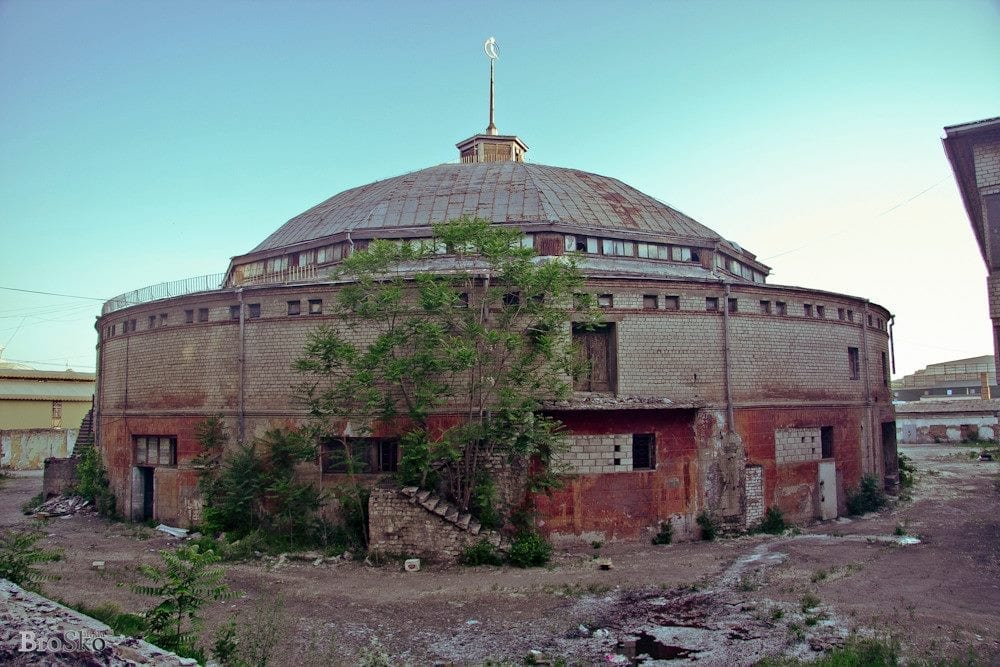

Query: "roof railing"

xmin=101 ymin=273 xmax=226 ymax=315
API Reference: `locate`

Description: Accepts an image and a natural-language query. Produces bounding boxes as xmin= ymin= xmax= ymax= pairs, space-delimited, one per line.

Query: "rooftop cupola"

xmin=456 ymin=37 xmax=528 ymax=163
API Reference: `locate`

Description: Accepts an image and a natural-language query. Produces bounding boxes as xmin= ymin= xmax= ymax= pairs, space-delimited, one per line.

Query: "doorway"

xmin=817 ymin=460 xmax=837 ymax=520
xmin=138 ymin=467 xmax=154 ymax=521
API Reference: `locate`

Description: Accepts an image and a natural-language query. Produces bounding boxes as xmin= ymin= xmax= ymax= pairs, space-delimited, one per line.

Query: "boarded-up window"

xmin=573 ymin=323 xmax=614 ymax=392
xmin=134 ymin=436 xmax=177 ymax=467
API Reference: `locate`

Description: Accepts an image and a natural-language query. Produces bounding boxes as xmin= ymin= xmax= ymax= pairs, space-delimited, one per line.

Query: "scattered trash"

xmin=593 ymin=628 xmax=611 ymax=639
xmin=578 ymin=624 xmax=591 ymax=636
xmin=155 ymin=524 xmax=189 ymax=538
xmin=465 ymin=619 xmax=480 ymax=625
xmin=979 ymin=453 xmax=993 ymax=461
xmin=404 ymin=558 xmax=421 ymax=572
xmin=91 ymin=561 xmax=105 ymax=570
xmin=596 ymin=557 xmax=613 ymax=570
xmin=29 ymin=495 xmax=90 ymax=518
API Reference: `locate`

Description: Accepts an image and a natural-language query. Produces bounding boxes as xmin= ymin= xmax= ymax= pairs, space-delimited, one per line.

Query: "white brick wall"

xmin=774 ymin=427 xmax=822 ymax=465
xmin=554 ymin=433 xmax=635 ymax=474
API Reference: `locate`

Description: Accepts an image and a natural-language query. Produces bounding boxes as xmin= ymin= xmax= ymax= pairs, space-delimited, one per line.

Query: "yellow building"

xmin=0 ymin=364 xmax=95 ymax=469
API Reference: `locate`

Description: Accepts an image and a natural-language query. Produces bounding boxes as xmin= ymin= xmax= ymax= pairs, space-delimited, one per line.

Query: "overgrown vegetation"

xmin=759 ymin=634 xmax=900 ymax=666
xmin=73 ymin=445 xmax=116 ymax=517
xmin=507 ymin=530 xmax=553 ymax=568
xmin=194 ymin=418 xmax=342 ymax=554
xmin=64 ymin=601 xmax=147 ymax=637
xmin=459 ymin=538 xmax=505 ymax=566
xmin=0 ymin=528 xmax=61 ymax=591
xmin=753 ymin=506 xmax=787 ymax=535
xmin=21 ymin=492 xmax=43 ymax=515
xmin=696 ymin=510 xmax=720 ymax=541
xmin=294 ymin=218 xmax=599 ymax=531
xmin=845 ymin=474 xmax=888 ymax=516
xmin=897 ymin=453 xmax=915 ymax=490
xmin=651 ymin=519 xmax=674 ymax=545
xmin=129 ymin=544 xmax=234 ymax=660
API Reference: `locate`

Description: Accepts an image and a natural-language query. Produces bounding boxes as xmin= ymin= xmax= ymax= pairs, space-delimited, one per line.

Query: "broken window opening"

xmin=821 ymin=426 xmax=833 ymax=459
xmin=308 ymin=299 xmax=323 ymax=315
xmin=848 ymin=347 xmax=860 ymax=380
xmin=134 ymin=435 xmax=177 ymax=467
xmin=197 ymin=308 xmax=209 ymax=323
xmin=706 ymin=297 xmax=719 ymax=312
xmin=248 ymin=303 xmax=261 ymax=318
xmin=760 ymin=300 xmax=772 ymax=315
xmin=632 ymin=434 xmax=655 ymax=470
xmin=642 ymin=294 xmax=658 ymax=310
xmin=597 ymin=294 xmax=613 ymax=308
xmin=322 ymin=438 xmax=398 ymax=474
xmin=287 ymin=300 xmax=301 ymax=316
xmin=728 ymin=298 xmax=738 ymax=313
xmin=664 ymin=295 xmax=680 ymax=311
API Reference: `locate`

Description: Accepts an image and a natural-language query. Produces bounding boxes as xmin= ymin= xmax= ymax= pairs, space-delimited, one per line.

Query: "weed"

xmin=845 ymin=474 xmax=887 ymax=515
xmin=508 ymin=530 xmax=552 ymax=568
xmin=800 ymin=592 xmax=820 ymax=612
xmin=810 ymin=569 xmax=828 ymax=583
xmin=770 ymin=608 xmax=784 ymax=621
xmin=0 ymin=528 xmax=61 ymax=591
xmin=590 ymin=540 xmax=603 ymax=550
xmin=754 ymin=506 xmax=788 ymax=535
xmin=20 ymin=493 xmax=43 ymax=515
xmin=893 ymin=523 xmax=906 ymax=536
xmin=459 ymin=538 xmax=504 ymax=566
xmin=696 ymin=510 xmax=719 ymax=541
xmin=897 ymin=453 xmax=916 ymax=489
xmin=358 ymin=636 xmax=392 ymax=667
xmin=651 ymin=519 xmax=673 ymax=545
xmin=736 ymin=575 xmax=759 ymax=592
xmin=66 ymin=601 xmax=147 ymax=637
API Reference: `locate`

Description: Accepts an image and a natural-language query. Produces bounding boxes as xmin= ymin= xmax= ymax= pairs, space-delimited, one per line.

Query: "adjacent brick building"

xmin=94 ymin=124 xmax=896 ymax=542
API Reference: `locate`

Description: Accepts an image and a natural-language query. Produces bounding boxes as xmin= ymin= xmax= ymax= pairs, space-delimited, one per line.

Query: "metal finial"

xmin=484 ymin=37 xmax=498 ymax=135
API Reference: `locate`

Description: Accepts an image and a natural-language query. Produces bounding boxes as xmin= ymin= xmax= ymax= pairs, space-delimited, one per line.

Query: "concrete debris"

xmin=596 ymin=557 xmax=613 ymax=570
xmin=155 ymin=524 xmax=189 ymax=538
xmin=29 ymin=495 xmax=90 ymax=518
xmin=404 ymin=558 xmax=421 ymax=572
xmin=91 ymin=561 xmax=105 ymax=570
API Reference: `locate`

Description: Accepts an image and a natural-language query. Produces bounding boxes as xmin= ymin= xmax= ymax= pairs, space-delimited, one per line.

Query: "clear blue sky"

xmin=1 ymin=0 xmax=998 ymax=377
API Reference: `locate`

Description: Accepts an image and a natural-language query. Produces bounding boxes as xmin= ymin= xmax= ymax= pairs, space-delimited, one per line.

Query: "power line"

xmin=0 ymin=286 xmax=106 ymax=301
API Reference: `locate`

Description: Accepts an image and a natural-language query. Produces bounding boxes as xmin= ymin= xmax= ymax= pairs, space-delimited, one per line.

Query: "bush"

xmin=846 ymin=474 xmax=887 ymax=516
xmin=755 ymin=506 xmax=787 ymax=535
xmin=508 ymin=530 xmax=552 ymax=568
xmin=459 ymin=538 xmax=504 ymax=566
xmin=73 ymin=446 xmax=116 ymax=517
xmin=696 ymin=510 xmax=719 ymax=541
xmin=0 ymin=529 xmax=61 ymax=591
xmin=897 ymin=454 xmax=915 ymax=489
xmin=651 ymin=520 xmax=673 ymax=545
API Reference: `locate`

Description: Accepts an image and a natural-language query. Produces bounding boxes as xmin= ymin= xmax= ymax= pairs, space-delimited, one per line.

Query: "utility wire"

xmin=0 ymin=286 xmax=106 ymax=301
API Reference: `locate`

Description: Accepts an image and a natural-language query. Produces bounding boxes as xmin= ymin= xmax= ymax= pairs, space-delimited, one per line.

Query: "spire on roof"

xmin=456 ymin=37 xmax=528 ymax=164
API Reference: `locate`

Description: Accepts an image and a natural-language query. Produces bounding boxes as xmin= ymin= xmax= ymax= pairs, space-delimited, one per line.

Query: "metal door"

xmin=818 ymin=460 xmax=837 ymax=520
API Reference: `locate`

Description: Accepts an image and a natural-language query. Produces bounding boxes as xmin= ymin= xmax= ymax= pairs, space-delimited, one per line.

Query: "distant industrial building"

xmin=892 ymin=355 xmax=996 ymax=402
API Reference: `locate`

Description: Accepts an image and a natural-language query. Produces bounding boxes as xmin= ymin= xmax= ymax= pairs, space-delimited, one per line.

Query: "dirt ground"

xmin=2 ymin=442 xmax=998 ymax=665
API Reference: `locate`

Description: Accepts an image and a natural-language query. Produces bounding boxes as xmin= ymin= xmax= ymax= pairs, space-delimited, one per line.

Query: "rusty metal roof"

xmin=251 ymin=162 xmax=723 ymax=253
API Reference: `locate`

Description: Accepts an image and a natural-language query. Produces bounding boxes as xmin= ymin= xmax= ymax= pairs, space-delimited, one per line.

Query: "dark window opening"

xmin=230 ymin=305 xmax=241 ymax=320
xmin=308 ymin=299 xmax=323 ymax=315
xmin=632 ymin=434 xmax=655 ymax=470
xmin=456 ymin=292 xmax=469 ymax=308
xmin=837 ymin=308 xmax=845 ymax=321
xmin=664 ymin=295 xmax=680 ymax=311
xmin=804 ymin=304 xmax=813 ymax=317
xmin=706 ymin=297 xmax=719 ymax=312
xmin=847 ymin=309 xmax=854 ymax=322
xmin=503 ymin=291 xmax=521 ymax=306
xmin=776 ymin=301 xmax=787 ymax=316
xmin=728 ymin=298 xmax=738 ymax=313
xmin=573 ymin=323 xmax=615 ymax=392
xmin=198 ymin=308 xmax=209 ymax=323
xmin=881 ymin=351 xmax=889 ymax=387
xmin=816 ymin=305 xmax=825 ymax=318
xmin=323 ymin=438 xmax=398 ymax=473
xmin=159 ymin=313 xmax=167 ymax=326
xmin=185 ymin=309 xmax=194 ymax=324
xmin=148 ymin=315 xmax=156 ymax=329
xmin=760 ymin=300 xmax=772 ymax=314
xmin=821 ymin=426 xmax=833 ymax=459
xmin=287 ymin=300 xmax=301 ymax=316
xmin=248 ymin=303 xmax=261 ymax=318
xmin=849 ymin=346 xmax=860 ymax=380
xmin=643 ymin=294 xmax=658 ymax=310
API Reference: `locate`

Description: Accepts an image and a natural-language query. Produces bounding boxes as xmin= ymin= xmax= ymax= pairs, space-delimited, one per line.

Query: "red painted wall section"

xmin=534 ymin=409 xmax=698 ymax=540
xmin=735 ymin=407 xmax=864 ymax=522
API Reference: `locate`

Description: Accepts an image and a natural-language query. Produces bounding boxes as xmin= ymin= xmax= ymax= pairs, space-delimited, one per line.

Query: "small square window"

xmin=706 ymin=297 xmax=719 ymax=312
xmin=230 ymin=305 xmax=241 ymax=320
xmin=760 ymin=300 xmax=772 ymax=314
xmin=308 ymin=299 xmax=323 ymax=315
xmin=503 ymin=292 xmax=521 ymax=306
xmin=804 ymin=304 xmax=813 ymax=317
xmin=287 ymin=300 xmax=301 ymax=316
xmin=632 ymin=434 xmax=655 ymax=470
xmin=728 ymin=298 xmax=738 ymax=313
xmin=185 ymin=309 xmax=194 ymax=324
xmin=664 ymin=295 xmax=680 ymax=311
xmin=456 ymin=292 xmax=470 ymax=308
xmin=198 ymin=308 xmax=209 ymax=323
xmin=816 ymin=305 xmax=825 ymax=318
xmin=597 ymin=294 xmax=613 ymax=308
xmin=776 ymin=301 xmax=787 ymax=316
xmin=248 ymin=303 xmax=261 ymax=318
xmin=642 ymin=294 xmax=658 ymax=310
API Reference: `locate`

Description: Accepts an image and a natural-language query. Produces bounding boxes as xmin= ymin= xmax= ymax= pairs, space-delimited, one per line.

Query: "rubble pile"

xmin=28 ymin=495 xmax=90 ymax=518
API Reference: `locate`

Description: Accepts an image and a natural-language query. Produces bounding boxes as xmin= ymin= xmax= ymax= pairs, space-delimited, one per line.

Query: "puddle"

xmin=621 ymin=631 xmax=700 ymax=662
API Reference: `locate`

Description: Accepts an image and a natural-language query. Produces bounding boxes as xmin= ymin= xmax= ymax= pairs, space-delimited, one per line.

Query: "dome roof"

xmin=250 ymin=161 xmax=724 ymax=254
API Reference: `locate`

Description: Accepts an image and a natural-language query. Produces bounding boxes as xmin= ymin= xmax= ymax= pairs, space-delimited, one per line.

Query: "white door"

xmin=818 ymin=461 xmax=838 ymax=520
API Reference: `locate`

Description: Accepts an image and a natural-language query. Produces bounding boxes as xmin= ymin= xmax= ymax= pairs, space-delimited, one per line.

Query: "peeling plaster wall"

xmin=897 ymin=414 xmax=998 ymax=444
xmin=0 ymin=428 xmax=77 ymax=470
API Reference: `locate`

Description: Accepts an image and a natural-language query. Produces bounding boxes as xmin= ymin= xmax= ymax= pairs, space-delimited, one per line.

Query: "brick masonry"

xmin=744 ymin=465 xmax=764 ymax=529
xmin=774 ymin=427 xmax=822 ymax=465
xmin=555 ymin=433 xmax=635 ymax=474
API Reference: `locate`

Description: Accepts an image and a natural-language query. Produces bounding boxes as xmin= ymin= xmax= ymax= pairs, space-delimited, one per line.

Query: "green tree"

xmin=295 ymin=217 xmax=597 ymax=520
xmin=130 ymin=544 xmax=233 ymax=656
xmin=0 ymin=528 xmax=61 ymax=591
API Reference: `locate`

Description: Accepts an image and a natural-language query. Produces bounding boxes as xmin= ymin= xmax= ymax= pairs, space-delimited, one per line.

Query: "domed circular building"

xmin=95 ymin=127 xmax=896 ymax=542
